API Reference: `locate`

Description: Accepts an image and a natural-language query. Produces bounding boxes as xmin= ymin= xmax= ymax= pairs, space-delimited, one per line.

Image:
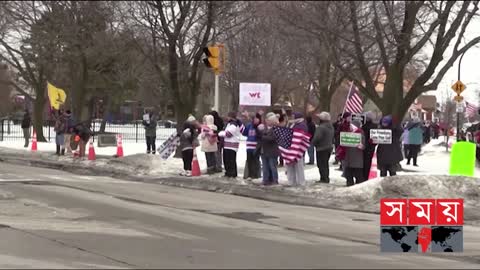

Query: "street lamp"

xmin=456 ymin=51 xmax=468 ymax=142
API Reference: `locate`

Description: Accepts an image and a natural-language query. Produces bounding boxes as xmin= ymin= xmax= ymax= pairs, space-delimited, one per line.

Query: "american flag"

xmin=466 ymin=101 xmax=478 ymax=118
xmin=272 ymin=126 xmax=311 ymax=165
xmin=344 ymin=84 xmax=363 ymax=114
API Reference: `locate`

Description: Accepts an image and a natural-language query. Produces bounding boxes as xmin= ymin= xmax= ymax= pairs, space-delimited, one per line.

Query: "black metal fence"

xmin=0 ymin=118 xmax=177 ymax=143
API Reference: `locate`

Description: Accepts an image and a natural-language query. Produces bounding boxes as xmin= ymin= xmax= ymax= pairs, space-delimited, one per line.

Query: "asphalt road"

xmin=0 ymin=163 xmax=479 ymax=269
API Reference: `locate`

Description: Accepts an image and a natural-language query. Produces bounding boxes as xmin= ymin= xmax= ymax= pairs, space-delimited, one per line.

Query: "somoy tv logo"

xmin=380 ymin=198 xmax=464 ymax=253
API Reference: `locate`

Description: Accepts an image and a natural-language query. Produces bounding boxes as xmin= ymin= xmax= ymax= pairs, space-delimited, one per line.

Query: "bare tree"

xmin=321 ymin=1 xmax=480 ymax=121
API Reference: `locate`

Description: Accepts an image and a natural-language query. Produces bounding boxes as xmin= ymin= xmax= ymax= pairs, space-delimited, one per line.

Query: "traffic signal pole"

xmin=214 ymin=72 xmax=219 ymax=112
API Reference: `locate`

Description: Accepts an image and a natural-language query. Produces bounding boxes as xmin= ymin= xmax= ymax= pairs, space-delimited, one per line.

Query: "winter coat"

xmin=21 ymin=114 xmax=31 ymax=129
xmin=362 ymin=120 xmax=378 ymax=154
xmin=179 ymin=122 xmax=199 ymax=152
xmin=335 ymin=120 xmax=352 ymax=161
xmin=74 ymin=122 xmax=93 ymax=142
xmin=200 ymin=115 xmax=218 ymax=153
xmin=407 ymin=122 xmax=424 ymax=145
xmin=219 ymin=120 xmax=242 ymax=152
xmin=54 ymin=115 xmax=67 ymax=135
xmin=312 ymin=121 xmax=334 ymax=151
xmin=210 ymin=111 xmax=224 ymax=148
xmin=401 ymin=129 xmax=409 ymax=145
xmin=343 ymin=127 xmax=365 ymax=169
xmin=144 ymin=114 xmax=158 ymax=137
xmin=307 ymin=121 xmax=316 ymax=142
xmin=65 ymin=114 xmax=75 ymax=134
xmin=258 ymin=126 xmax=280 ymax=158
xmin=376 ymin=124 xmax=404 ymax=167
xmin=243 ymin=123 xmax=259 ymax=153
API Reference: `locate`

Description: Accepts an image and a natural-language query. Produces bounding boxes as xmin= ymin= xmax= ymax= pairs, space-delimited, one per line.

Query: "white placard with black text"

xmin=370 ymin=129 xmax=392 ymax=144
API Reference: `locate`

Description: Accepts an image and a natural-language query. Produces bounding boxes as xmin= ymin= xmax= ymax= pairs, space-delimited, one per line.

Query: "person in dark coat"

xmin=210 ymin=110 xmax=224 ymax=173
xmin=143 ymin=109 xmax=158 ymax=154
xmin=306 ymin=115 xmax=316 ymax=165
xmin=376 ymin=115 xmax=403 ymax=177
xmin=258 ymin=112 xmax=280 ymax=185
xmin=311 ymin=112 xmax=334 ymax=183
xmin=179 ymin=115 xmax=200 ymax=176
xmin=21 ymin=109 xmax=32 ymax=148
xmin=361 ymin=111 xmax=378 ymax=179
xmin=53 ymin=109 xmax=67 ymax=155
xmin=73 ymin=121 xmax=93 ymax=158
xmin=343 ymin=119 xmax=365 ymax=186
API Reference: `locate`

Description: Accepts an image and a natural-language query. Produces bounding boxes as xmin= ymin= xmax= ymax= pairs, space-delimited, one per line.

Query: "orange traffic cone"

xmin=31 ymin=129 xmax=37 ymax=152
xmin=191 ymin=147 xmax=201 ymax=177
xmin=88 ymin=138 xmax=96 ymax=161
xmin=116 ymin=134 xmax=124 ymax=158
xmin=368 ymin=151 xmax=378 ymax=179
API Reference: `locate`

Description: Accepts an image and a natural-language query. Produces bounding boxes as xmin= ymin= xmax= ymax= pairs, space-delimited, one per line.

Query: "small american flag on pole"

xmin=273 ymin=126 xmax=311 ymax=165
xmin=344 ymin=84 xmax=363 ymax=114
xmin=465 ymin=101 xmax=478 ymax=118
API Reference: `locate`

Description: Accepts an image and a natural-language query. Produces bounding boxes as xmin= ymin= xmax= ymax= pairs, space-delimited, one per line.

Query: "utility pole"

xmin=456 ymin=51 xmax=467 ymax=142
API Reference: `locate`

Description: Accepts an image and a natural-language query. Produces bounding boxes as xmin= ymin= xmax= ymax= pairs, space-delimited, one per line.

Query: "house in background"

xmin=409 ymin=95 xmax=438 ymax=121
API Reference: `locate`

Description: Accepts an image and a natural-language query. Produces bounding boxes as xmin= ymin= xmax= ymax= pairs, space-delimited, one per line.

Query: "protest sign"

xmin=370 ymin=129 xmax=392 ymax=144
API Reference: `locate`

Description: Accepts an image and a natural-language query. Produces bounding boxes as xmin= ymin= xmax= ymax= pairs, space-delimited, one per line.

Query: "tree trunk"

xmin=99 ymin=96 xmax=112 ymax=133
xmin=33 ymin=86 xmax=47 ymax=142
xmin=380 ymin=67 xmax=405 ymax=122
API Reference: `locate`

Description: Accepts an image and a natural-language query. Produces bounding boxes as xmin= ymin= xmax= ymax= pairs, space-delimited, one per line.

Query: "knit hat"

xmin=266 ymin=112 xmax=278 ymax=121
xmin=318 ymin=112 xmax=331 ymax=121
xmin=381 ymin=115 xmax=392 ymax=126
xmin=293 ymin=112 xmax=304 ymax=119
xmin=187 ymin=115 xmax=196 ymax=122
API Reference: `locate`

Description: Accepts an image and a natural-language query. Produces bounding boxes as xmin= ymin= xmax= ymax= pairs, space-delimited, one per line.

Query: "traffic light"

xmin=203 ymin=46 xmax=220 ymax=71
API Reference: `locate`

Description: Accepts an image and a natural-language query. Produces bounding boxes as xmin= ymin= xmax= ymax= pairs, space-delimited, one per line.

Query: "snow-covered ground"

xmin=1 ymin=136 xmax=478 ymax=184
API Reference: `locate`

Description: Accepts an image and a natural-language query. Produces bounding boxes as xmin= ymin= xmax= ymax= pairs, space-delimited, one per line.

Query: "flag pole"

xmin=342 ymin=80 xmax=354 ymax=118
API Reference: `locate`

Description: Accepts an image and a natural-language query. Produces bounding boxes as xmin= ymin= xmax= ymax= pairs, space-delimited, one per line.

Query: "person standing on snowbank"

xmin=53 ymin=109 xmax=67 ymax=156
xmin=242 ymin=113 xmax=262 ymax=179
xmin=311 ymin=112 xmax=334 ymax=183
xmin=406 ymin=117 xmax=423 ymax=166
xmin=21 ymin=109 xmax=32 ymax=148
xmin=143 ymin=109 xmax=158 ymax=154
xmin=219 ymin=112 xmax=242 ymax=178
xmin=179 ymin=115 xmax=200 ymax=177
xmin=285 ymin=112 xmax=308 ymax=186
xmin=258 ymin=112 xmax=280 ymax=185
xmin=209 ymin=110 xmax=224 ymax=173
xmin=200 ymin=114 xmax=218 ymax=175
xmin=376 ymin=115 xmax=403 ymax=177
xmin=343 ymin=119 xmax=365 ymax=186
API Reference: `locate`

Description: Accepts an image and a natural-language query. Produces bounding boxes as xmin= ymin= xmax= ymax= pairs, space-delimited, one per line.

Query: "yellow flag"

xmin=47 ymin=82 xmax=67 ymax=110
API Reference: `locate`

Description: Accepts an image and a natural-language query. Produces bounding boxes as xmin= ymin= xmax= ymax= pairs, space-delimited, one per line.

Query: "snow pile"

xmin=326 ymin=175 xmax=480 ymax=221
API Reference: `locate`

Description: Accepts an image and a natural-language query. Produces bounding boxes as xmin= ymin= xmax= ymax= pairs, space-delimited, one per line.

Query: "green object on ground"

xmin=449 ymin=141 xmax=476 ymax=177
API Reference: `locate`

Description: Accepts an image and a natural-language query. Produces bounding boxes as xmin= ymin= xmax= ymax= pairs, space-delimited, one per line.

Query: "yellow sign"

xmin=47 ymin=82 xmax=67 ymax=110
xmin=451 ymin=80 xmax=466 ymax=95
xmin=453 ymin=95 xmax=464 ymax=102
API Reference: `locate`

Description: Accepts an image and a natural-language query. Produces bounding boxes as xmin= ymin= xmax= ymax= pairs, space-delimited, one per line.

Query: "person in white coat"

xmin=218 ymin=112 xmax=243 ymax=178
xmin=200 ymin=114 xmax=218 ymax=174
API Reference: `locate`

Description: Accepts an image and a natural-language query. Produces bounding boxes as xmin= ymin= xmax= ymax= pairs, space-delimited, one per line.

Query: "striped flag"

xmin=158 ymin=131 xmax=180 ymax=160
xmin=272 ymin=126 xmax=311 ymax=165
xmin=344 ymin=84 xmax=363 ymax=114
xmin=466 ymin=101 xmax=478 ymax=118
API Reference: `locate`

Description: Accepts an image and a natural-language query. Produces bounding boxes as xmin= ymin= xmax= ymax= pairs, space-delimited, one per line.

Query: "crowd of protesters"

xmin=172 ymin=109 xmax=445 ymax=187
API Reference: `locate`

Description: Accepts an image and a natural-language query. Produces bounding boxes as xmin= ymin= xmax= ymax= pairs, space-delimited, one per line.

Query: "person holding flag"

xmin=273 ymin=112 xmax=311 ymax=186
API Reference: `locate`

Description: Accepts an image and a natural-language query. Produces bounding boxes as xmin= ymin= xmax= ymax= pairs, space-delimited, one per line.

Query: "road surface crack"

xmin=5 ymin=226 xmax=138 ymax=268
